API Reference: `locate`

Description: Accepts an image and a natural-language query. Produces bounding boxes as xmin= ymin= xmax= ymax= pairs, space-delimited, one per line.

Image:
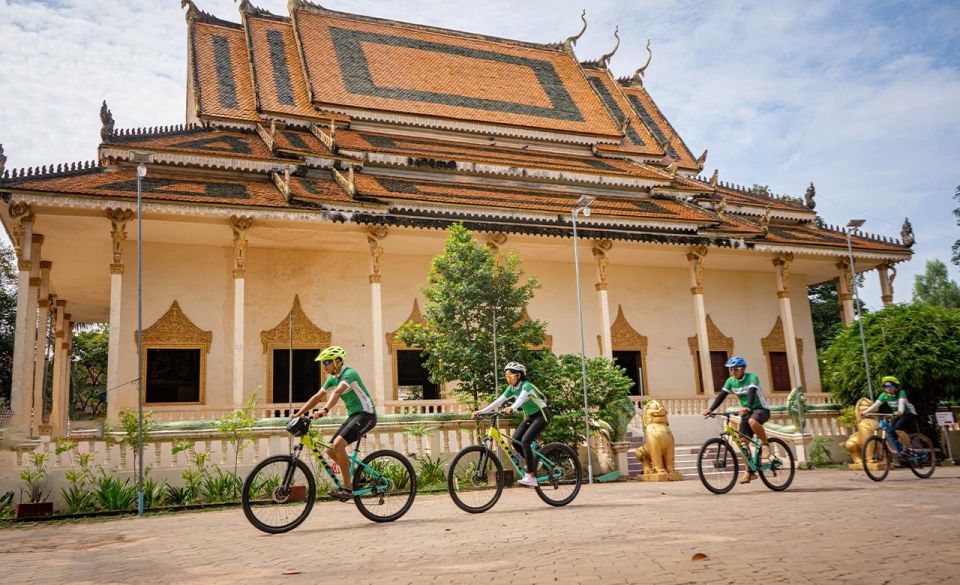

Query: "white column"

xmin=31 ymin=261 xmax=52 ymax=437
xmin=9 ymin=205 xmax=34 ymax=429
xmin=231 ymin=216 xmax=253 ymax=407
xmin=106 ymin=209 xmax=134 ymax=423
xmin=49 ymin=300 xmax=68 ymax=437
xmin=688 ymin=246 xmax=714 ymax=394
xmin=367 ymin=226 xmax=388 ymax=407
xmin=878 ymin=263 xmax=895 ymax=307
xmin=774 ymin=254 xmax=802 ymax=389
xmin=62 ymin=319 xmax=73 ymax=428
xmin=836 ymin=259 xmax=854 ymax=326
xmin=19 ymin=234 xmax=43 ymax=433
xmin=592 ymin=240 xmax=613 ymax=359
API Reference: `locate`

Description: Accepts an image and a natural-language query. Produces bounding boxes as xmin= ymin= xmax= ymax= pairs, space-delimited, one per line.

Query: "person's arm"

xmin=897 ymin=394 xmax=908 ymax=415
xmin=477 ymin=389 xmax=510 ymax=414
xmin=293 ymin=388 xmax=328 ymax=418
xmin=743 ymin=387 xmax=758 ymax=412
xmin=705 ymin=391 xmax=728 ymax=414
xmin=861 ymin=399 xmax=882 ymax=415
xmin=318 ymin=381 xmax=350 ymax=415
xmin=511 ymin=385 xmax=533 ymax=411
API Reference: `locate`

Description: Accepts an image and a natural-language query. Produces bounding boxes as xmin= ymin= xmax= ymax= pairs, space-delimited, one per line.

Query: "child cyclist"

xmin=474 ymin=361 xmax=551 ymax=488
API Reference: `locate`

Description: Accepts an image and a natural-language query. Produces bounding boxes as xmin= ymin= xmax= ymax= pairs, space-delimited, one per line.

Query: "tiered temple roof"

xmin=0 ymin=1 xmax=913 ymax=258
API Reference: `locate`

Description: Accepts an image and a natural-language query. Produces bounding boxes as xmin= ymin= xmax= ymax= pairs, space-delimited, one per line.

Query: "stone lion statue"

xmin=845 ymin=397 xmax=879 ymax=465
xmin=633 ymin=399 xmax=677 ymax=477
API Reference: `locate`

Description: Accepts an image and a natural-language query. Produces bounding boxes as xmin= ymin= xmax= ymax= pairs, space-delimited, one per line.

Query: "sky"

xmin=0 ymin=0 xmax=958 ymax=308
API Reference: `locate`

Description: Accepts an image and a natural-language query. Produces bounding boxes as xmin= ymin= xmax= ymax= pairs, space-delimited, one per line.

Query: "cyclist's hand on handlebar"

xmin=503 ymin=407 xmax=514 ymax=414
xmin=738 ymin=407 xmax=750 ymax=415
xmin=312 ymin=410 xmax=326 ymax=420
xmin=702 ymin=409 xmax=712 ymax=417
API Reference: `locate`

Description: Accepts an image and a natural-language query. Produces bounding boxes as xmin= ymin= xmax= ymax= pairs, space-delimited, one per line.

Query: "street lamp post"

xmin=132 ymin=153 xmax=149 ymax=517
xmin=845 ymin=219 xmax=874 ymax=400
xmin=571 ymin=195 xmax=595 ymax=484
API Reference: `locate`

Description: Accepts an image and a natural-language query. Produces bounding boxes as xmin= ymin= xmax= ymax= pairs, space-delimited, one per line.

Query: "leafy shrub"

xmin=414 ymin=454 xmax=446 ymax=490
xmin=94 ymin=469 xmax=137 ymax=511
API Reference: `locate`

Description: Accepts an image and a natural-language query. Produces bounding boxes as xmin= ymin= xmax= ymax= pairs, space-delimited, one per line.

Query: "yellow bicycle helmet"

xmin=880 ymin=375 xmax=901 ymax=387
xmin=316 ymin=345 xmax=346 ymax=363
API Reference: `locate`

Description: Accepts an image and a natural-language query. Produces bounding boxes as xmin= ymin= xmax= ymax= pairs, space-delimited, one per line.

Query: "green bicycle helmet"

xmin=881 ymin=375 xmax=901 ymax=387
xmin=315 ymin=345 xmax=346 ymax=363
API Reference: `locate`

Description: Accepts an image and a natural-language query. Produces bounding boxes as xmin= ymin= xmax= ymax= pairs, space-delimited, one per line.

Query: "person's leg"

xmin=512 ymin=417 xmax=533 ymax=465
xmin=738 ymin=415 xmax=756 ymax=483
xmin=521 ymin=414 xmax=549 ymax=474
xmin=751 ymin=409 xmax=771 ymax=446
xmin=329 ymin=435 xmax=353 ymax=490
xmin=894 ymin=414 xmax=914 ymax=452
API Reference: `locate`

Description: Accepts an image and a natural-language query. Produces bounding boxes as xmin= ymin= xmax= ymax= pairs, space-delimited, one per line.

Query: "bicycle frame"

xmin=294 ymin=432 xmax=380 ymax=497
xmin=718 ymin=417 xmax=778 ymax=473
xmin=867 ymin=414 xmax=927 ymax=464
xmin=479 ymin=416 xmax=561 ymax=483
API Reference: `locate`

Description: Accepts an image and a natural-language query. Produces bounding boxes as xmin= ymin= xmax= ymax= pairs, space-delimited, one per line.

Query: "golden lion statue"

xmin=633 ymin=399 xmax=680 ymax=480
xmin=845 ymin=397 xmax=880 ymax=466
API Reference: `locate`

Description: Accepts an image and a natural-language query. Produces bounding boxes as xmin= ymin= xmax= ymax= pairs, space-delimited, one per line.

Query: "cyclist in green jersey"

xmin=291 ymin=346 xmax=377 ymax=500
xmin=702 ymin=355 xmax=772 ymax=484
xmin=859 ymin=375 xmax=918 ymax=452
xmin=474 ymin=361 xmax=551 ymax=488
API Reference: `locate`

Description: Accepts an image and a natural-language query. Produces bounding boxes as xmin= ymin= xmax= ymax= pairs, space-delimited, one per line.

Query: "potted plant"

xmin=16 ymin=451 xmax=53 ymax=519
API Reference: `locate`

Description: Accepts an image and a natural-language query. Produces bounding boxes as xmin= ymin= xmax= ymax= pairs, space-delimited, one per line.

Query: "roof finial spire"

xmin=100 ymin=100 xmax=115 ymax=142
xmin=630 ymin=39 xmax=653 ymax=86
xmin=696 ymin=149 xmax=708 ymax=170
xmin=562 ymin=10 xmax=587 ymax=52
xmin=901 ymin=217 xmax=915 ymax=247
xmin=708 ymin=169 xmax=718 ymax=189
xmin=0 ymin=144 xmax=6 ymax=178
xmin=599 ymin=26 xmax=620 ymax=69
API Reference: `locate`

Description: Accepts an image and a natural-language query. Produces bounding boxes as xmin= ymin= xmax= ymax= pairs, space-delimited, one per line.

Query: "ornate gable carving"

xmin=137 ymin=301 xmax=212 ymax=351
xmin=260 ymin=295 xmax=331 ymax=353
xmin=761 ymin=316 xmax=804 ymax=355
xmin=687 ymin=314 xmax=734 ymax=354
xmin=598 ymin=305 xmax=647 ymax=352
xmin=386 ymin=299 xmax=427 ymax=352
xmin=521 ymin=307 xmax=553 ymax=351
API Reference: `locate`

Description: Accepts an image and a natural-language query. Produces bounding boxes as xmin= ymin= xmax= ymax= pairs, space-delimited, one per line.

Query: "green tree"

xmin=0 ymin=242 xmax=18 ymax=405
xmin=808 ymin=276 xmax=867 ymax=351
xmin=912 ymin=259 xmax=960 ymax=309
xmin=525 ymin=353 xmax=634 ymax=447
xmin=70 ymin=327 xmax=109 ymax=418
xmin=396 ymin=224 xmax=545 ymax=406
xmin=952 ymin=185 xmax=959 ymax=266
xmin=751 ymin=184 xmax=770 ymax=195
xmin=821 ymin=303 xmax=960 ymax=441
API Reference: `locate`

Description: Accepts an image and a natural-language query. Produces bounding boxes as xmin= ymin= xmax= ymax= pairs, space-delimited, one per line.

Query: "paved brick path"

xmin=2 ymin=467 xmax=959 ymax=584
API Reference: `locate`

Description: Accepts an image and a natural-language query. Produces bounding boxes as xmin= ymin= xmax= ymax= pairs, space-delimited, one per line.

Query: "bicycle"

xmin=241 ymin=416 xmax=417 ymax=533
xmin=860 ymin=413 xmax=936 ymax=481
xmin=697 ymin=412 xmax=796 ymax=494
xmin=446 ymin=411 xmax=582 ymax=513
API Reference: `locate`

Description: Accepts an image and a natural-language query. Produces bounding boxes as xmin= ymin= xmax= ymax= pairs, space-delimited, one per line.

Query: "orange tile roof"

xmin=335 ymin=129 xmax=667 ymax=180
xmin=715 ymin=185 xmax=810 ymax=213
xmin=270 ymin=127 xmax=334 ymax=156
xmin=762 ymin=224 xmax=906 ymax=252
xmin=582 ymin=70 xmax=663 ymax=157
xmin=105 ymin=128 xmax=279 ymax=161
xmin=191 ymin=20 xmax=259 ymax=122
xmin=290 ymin=7 xmax=621 ymax=137
xmin=288 ymin=172 xmax=355 ymax=203
xmin=619 ymin=83 xmax=700 ymax=170
xmin=244 ymin=14 xmax=318 ymax=119
xmin=354 ymin=174 xmax=713 ymax=222
xmin=712 ymin=214 xmax=764 ymax=235
xmin=5 ymin=167 xmax=291 ymax=208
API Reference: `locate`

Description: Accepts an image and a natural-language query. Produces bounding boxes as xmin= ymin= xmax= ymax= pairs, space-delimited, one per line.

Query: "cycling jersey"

xmin=479 ymin=380 xmax=548 ymax=418
xmin=874 ymin=389 xmax=917 ymax=415
xmin=322 ymin=366 xmax=376 ymax=416
xmin=720 ymin=373 xmax=768 ymax=410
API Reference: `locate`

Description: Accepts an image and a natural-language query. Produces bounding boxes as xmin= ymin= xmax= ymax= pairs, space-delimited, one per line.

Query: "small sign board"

xmin=935 ymin=411 xmax=955 ymax=426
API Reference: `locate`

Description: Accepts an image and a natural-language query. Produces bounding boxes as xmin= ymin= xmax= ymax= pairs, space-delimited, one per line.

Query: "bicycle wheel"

xmin=758 ymin=437 xmax=796 ymax=491
xmin=447 ymin=445 xmax=503 ymax=513
xmin=907 ymin=434 xmax=937 ymax=479
xmin=534 ymin=443 xmax=582 ymax=507
xmin=697 ymin=437 xmax=739 ymax=494
xmin=352 ymin=449 xmax=417 ymax=523
xmin=862 ymin=436 xmax=891 ymax=481
xmin=242 ymin=455 xmax=316 ymax=534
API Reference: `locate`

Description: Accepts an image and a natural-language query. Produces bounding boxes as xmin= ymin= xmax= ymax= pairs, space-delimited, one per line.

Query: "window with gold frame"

xmin=136 ymin=301 xmax=211 ymax=406
xmin=761 ymin=317 xmax=805 ymax=392
xmin=599 ymin=305 xmax=649 ymax=396
xmin=260 ymin=295 xmax=331 ymax=404
xmin=687 ymin=315 xmax=735 ymax=395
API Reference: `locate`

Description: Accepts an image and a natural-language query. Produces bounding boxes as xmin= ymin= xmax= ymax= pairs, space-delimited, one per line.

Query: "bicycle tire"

xmin=757 ymin=437 xmax=796 ymax=491
xmin=447 ymin=445 xmax=504 ymax=514
xmin=862 ymin=436 xmax=891 ymax=481
xmin=697 ymin=437 xmax=739 ymax=494
xmin=352 ymin=449 xmax=417 ymax=523
xmin=534 ymin=443 xmax=582 ymax=507
xmin=907 ymin=434 xmax=937 ymax=479
xmin=242 ymin=455 xmax=316 ymax=534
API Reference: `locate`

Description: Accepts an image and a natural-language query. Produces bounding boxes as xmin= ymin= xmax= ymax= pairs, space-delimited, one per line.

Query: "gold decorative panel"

xmin=260 ymin=295 xmax=331 ymax=354
xmin=761 ymin=316 xmax=805 ymax=389
xmin=687 ymin=314 xmax=734 ymax=355
xmin=136 ymin=300 xmax=212 ymax=351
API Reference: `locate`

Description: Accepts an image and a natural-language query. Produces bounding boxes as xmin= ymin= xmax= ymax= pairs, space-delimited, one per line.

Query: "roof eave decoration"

xmin=560 ymin=10 xmax=587 ymax=53
xmin=239 ymin=0 xmax=282 ymax=20
xmin=0 ymin=144 xmax=6 ymax=178
xmin=619 ymin=39 xmax=652 ymax=87
xmin=100 ymin=101 xmax=115 ymax=143
xmin=901 ymin=217 xmax=915 ymax=248
xmin=582 ymin=26 xmax=620 ymax=70
xmin=181 ymin=0 xmax=240 ymax=28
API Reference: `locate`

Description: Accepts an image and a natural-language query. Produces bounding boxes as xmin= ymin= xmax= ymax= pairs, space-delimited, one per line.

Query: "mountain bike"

xmin=446 ymin=411 xmax=582 ymax=513
xmin=697 ymin=412 xmax=796 ymax=494
xmin=861 ymin=413 xmax=936 ymax=481
xmin=241 ymin=416 xmax=417 ymax=533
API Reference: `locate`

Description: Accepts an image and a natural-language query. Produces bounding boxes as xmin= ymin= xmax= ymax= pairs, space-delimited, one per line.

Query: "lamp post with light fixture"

xmin=571 ymin=195 xmax=596 ymax=483
xmin=845 ymin=219 xmax=874 ymax=400
xmin=132 ymin=152 xmax=149 ymax=516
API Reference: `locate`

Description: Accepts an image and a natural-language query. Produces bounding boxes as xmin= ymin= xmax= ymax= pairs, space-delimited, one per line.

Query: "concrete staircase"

xmin=624 ymin=428 xmax=703 ymax=480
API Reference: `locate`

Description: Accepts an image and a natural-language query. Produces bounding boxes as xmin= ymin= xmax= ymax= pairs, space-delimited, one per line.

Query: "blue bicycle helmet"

xmin=725 ymin=355 xmax=747 ymax=368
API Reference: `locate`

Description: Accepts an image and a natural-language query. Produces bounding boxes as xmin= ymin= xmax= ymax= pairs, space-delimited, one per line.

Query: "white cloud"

xmin=1 ymin=0 xmax=958 ymax=307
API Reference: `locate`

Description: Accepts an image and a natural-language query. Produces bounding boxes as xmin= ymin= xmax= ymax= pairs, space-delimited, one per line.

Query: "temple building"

xmin=0 ymin=1 xmax=912 ymax=435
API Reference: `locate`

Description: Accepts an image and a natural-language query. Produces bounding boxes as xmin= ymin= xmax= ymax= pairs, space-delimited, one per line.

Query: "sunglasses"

xmin=321 ymin=360 xmax=333 ymax=366
xmin=882 ymin=383 xmax=895 ymax=388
